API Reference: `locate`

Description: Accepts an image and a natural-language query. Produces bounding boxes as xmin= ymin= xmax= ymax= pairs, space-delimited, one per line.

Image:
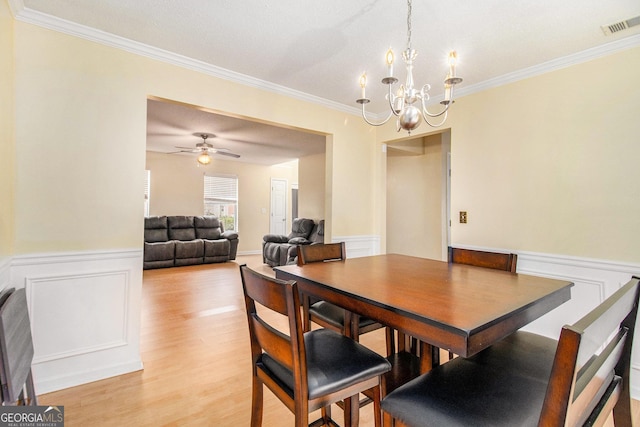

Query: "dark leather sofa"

xmin=144 ymin=215 xmax=239 ymax=269
xmin=262 ymin=218 xmax=324 ymax=267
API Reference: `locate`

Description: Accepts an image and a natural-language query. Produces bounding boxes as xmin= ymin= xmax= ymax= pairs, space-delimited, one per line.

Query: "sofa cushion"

xmin=175 ymin=240 xmax=204 ymax=266
xmin=144 ymin=216 xmax=169 ymax=243
xmin=168 ymin=216 xmax=196 ymax=241
xmin=308 ymin=220 xmax=325 ymax=244
xmin=204 ymin=240 xmax=231 ymax=263
xmin=194 ymin=216 xmax=222 ymax=240
xmin=288 ymin=218 xmax=315 ymax=240
xmin=144 ymin=241 xmax=175 ymax=262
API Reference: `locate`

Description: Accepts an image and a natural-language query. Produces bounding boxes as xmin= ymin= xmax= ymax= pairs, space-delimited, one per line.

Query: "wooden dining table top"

xmin=275 ymin=253 xmax=574 ymax=358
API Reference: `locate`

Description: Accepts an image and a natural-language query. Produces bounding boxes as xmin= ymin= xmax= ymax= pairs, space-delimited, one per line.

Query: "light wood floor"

xmin=41 ymin=254 xmax=639 ymax=426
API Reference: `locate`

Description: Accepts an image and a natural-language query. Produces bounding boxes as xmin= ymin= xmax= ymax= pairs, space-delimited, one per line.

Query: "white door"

xmin=270 ymin=178 xmax=287 ymax=235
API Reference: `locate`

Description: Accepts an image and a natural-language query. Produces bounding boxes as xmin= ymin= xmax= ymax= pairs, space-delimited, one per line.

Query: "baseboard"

xmin=36 ymin=360 xmax=144 ymax=396
xmin=237 ymin=249 xmax=262 ymax=256
xmin=11 ymin=248 xmax=144 ymax=395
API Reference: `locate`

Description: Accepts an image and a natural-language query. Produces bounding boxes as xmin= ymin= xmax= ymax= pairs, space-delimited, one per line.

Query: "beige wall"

xmin=297 ymin=152 xmax=326 ymax=221
xmin=0 ymin=3 xmax=14 ymax=258
xmin=378 ymin=47 xmax=640 ymax=264
xmin=7 ymin=5 xmax=640 ymax=265
xmin=387 ymin=135 xmax=446 ymax=259
xmin=10 ymin=18 xmax=378 ymax=255
xmin=145 ymin=151 xmax=298 ymax=252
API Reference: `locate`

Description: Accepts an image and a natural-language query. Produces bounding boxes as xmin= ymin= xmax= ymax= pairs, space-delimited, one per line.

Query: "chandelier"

xmin=356 ymin=0 xmax=463 ymax=133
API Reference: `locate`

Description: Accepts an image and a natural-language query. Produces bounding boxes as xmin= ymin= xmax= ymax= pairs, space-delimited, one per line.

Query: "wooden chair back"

xmin=541 ymin=276 xmax=639 ymax=426
xmin=240 ymin=264 xmax=389 ymax=426
xmin=448 ymin=246 xmax=517 ymax=273
xmin=0 ymin=288 xmax=38 ymax=405
xmin=239 ymin=265 xmax=307 ymax=404
xmin=296 ymin=242 xmax=346 ymax=266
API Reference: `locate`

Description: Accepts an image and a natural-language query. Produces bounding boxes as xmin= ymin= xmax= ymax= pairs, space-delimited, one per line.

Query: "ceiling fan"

xmin=170 ymin=133 xmax=240 ymax=164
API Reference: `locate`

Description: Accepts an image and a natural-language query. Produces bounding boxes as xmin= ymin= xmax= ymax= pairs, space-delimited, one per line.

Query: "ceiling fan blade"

xmin=167 ymin=149 xmax=194 ymax=154
xmin=174 ymin=145 xmax=201 ymax=151
xmin=214 ymin=150 xmax=241 ymax=158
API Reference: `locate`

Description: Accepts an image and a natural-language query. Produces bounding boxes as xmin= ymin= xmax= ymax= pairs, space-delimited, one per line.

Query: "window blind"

xmin=204 ymin=175 xmax=237 ymax=201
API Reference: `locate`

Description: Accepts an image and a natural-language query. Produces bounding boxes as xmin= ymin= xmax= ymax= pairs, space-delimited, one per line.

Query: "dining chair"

xmin=239 ymin=264 xmax=391 ymax=427
xmin=297 ymin=242 xmax=385 ymax=339
xmin=448 ymin=246 xmax=518 ymax=273
xmin=381 ymin=276 xmax=640 ymax=427
xmin=447 ymin=246 xmax=518 ymax=360
xmin=297 ymin=243 xmax=427 ymax=408
xmin=0 ymin=287 xmax=38 ymax=406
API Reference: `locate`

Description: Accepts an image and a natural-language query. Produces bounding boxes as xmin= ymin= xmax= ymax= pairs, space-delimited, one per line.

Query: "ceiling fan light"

xmin=197 ymin=152 xmax=211 ymax=165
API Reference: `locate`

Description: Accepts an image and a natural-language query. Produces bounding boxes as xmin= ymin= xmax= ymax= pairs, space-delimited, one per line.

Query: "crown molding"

xmin=9 ymin=2 xmax=640 ymax=121
xmin=455 ymin=33 xmax=640 ymax=99
xmin=9 ymin=1 xmax=361 ymax=117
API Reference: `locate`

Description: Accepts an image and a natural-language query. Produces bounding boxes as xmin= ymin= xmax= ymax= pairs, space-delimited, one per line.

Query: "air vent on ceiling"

xmin=601 ymin=16 xmax=640 ymax=36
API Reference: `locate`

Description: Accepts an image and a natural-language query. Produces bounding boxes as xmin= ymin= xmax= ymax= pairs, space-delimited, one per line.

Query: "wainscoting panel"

xmin=10 ymin=249 xmax=144 ymax=394
xmin=27 ymin=270 xmax=129 ymax=363
xmin=333 ymin=235 xmax=381 ymax=258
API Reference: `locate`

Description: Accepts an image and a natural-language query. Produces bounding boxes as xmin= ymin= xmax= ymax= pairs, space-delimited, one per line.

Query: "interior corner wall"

xmin=297 ymin=152 xmax=325 ymax=222
xmin=145 ymin=151 xmax=298 ymax=253
xmin=386 ymin=135 xmax=444 ymax=260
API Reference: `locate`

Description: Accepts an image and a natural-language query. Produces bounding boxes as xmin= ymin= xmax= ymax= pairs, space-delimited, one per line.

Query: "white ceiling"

xmin=11 ymin=0 xmax=640 ymax=164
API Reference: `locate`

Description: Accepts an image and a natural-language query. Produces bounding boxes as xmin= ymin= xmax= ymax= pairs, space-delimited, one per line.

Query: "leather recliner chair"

xmin=262 ymin=218 xmax=324 ymax=267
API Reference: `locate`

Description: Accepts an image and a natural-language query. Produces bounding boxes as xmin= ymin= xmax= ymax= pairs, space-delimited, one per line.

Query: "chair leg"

xmin=343 ymin=394 xmax=361 ymax=426
xmin=321 ymin=405 xmax=332 ymax=424
xmin=26 ymin=371 xmax=37 ymax=406
xmin=372 ymin=385 xmax=382 ymax=427
xmin=250 ymin=376 xmax=263 ymax=427
xmin=383 ymin=411 xmax=395 ymax=427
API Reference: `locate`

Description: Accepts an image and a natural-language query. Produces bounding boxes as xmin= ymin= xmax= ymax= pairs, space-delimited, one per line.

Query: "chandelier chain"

xmin=406 ymin=0 xmax=412 ymax=49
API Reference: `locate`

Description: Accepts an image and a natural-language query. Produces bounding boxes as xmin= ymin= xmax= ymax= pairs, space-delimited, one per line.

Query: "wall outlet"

xmin=459 ymin=211 xmax=468 ymax=224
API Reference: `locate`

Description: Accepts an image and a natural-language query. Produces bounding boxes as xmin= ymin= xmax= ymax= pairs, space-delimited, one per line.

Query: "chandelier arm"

xmin=422 ymin=109 xmax=449 ymax=128
xmin=387 ymin=84 xmax=403 ymax=117
xmin=420 ymin=85 xmax=453 ymax=118
xmin=361 ymin=103 xmax=394 ymax=127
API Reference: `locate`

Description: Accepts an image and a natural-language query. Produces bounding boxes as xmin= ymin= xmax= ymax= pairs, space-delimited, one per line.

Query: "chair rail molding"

xmin=0 ymin=256 xmax=10 ymax=293
xmin=10 ymin=249 xmax=144 ymax=394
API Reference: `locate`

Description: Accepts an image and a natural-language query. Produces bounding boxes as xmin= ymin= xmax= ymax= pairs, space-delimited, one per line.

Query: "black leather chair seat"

xmin=381 ymin=331 xmax=558 ymax=427
xmin=309 ymin=300 xmax=378 ymax=330
xmin=260 ymin=329 xmax=391 ymax=400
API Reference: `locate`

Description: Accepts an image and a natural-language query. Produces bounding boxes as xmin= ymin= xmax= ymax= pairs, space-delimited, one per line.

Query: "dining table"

xmin=275 ymin=253 xmax=574 ymax=425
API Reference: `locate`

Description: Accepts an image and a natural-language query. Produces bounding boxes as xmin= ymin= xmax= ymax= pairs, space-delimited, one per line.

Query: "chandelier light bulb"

xmin=386 ymin=49 xmax=395 ymax=77
xmin=359 ymin=73 xmax=367 ymax=99
xmin=448 ymin=50 xmax=458 ymax=76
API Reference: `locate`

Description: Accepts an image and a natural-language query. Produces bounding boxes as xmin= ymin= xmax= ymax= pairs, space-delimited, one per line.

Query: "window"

xmin=144 ymin=170 xmax=151 ymax=217
xmin=204 ymin=174 xmax=238 ymax=231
